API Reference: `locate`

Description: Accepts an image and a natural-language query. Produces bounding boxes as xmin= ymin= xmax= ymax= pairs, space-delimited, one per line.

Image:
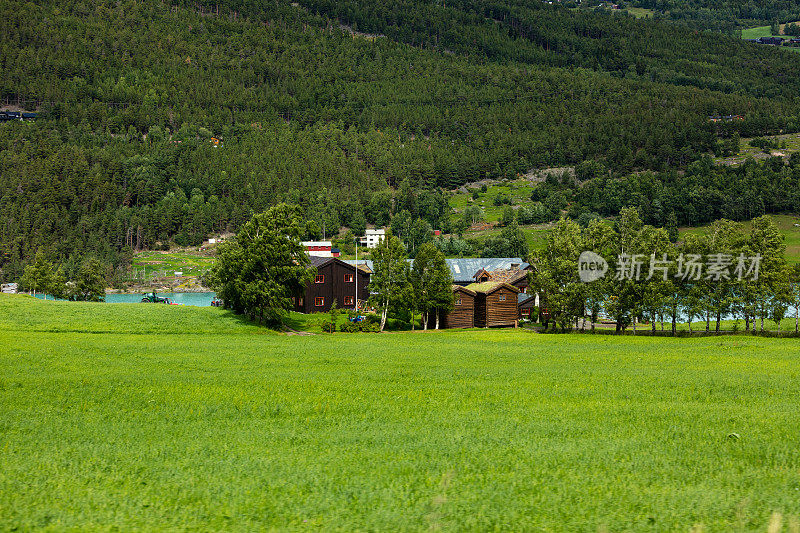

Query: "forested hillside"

xmin=1 ymin=0 xmax=800 ymax=280
xmin=627 ymin=0 xmax=800 ymax=33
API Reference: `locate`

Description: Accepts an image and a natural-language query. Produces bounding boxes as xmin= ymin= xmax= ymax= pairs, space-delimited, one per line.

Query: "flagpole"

xmin=355 ymin=238 xmax=359 ymax=312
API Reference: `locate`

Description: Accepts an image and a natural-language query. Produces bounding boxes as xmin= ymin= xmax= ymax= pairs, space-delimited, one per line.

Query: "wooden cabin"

xmin=441 ymin=285 xmax=476 ymax=328
xmin=295 ymin=257 xmax=370 ymax=313
xmin=466 ymin=282 xmax=520 ymax=328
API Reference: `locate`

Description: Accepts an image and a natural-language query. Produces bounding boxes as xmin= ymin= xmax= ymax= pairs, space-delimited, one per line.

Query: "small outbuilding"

xmin=466 ymin=282 xmax=520 ymax=328
xmin=518 ymin=293 xmax=538 ymax=320
xmin=442 ymin=285 xmax=476 ymax=329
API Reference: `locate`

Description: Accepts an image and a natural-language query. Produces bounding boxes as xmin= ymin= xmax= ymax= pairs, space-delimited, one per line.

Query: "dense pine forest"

xmin=628 ymin=0 xmax=800 ymax=33
xmin=2 ymin=0 xmax=800 ymax=281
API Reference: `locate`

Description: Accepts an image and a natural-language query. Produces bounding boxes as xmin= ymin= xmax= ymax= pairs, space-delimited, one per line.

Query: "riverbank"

xmin=33 ymin=292 xmax=217 ymax=307
xmin=106 ymin=285 xmax=212 ymax=294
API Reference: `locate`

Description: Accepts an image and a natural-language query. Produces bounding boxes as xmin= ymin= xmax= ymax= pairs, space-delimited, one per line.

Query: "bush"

xmin=322 ymin=320 xmax=337 ymax=333
xmin=339 ymin=322 xmax=359 ymax=333
xmin=749 ymin=137 xmax=778 ymax=152
xmin=499 ymin=205 xmax=516 ymax=227
xmin=493 ymin=192 xmax=512 ymax=206
xmin=360 ymin=322 xmax=380 ymax=332
xmin=517 ymin=203 xmax=549 ymax=224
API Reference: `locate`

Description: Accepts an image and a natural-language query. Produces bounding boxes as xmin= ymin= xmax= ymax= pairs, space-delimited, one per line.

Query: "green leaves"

xmin=369 ymin=231 xmax=411 ymax=331
xmin=410 ymin=242 xmax=454 ymax=328
xmin=209 ymin=204 xmax=313 ymax=325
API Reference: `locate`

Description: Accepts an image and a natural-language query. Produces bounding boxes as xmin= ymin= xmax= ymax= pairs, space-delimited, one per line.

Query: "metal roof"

xmin=518 ymin=292 xmax=535 ymax=304
xmin=341 ymin=257 xmax=528 ymax=282
xmin=341 ymin=259 xmax=375 ymax=271
xmin=309 ymin=256 xmax=332 ymax=267
xmin=444 ymin=258 xmax=528 ymax=283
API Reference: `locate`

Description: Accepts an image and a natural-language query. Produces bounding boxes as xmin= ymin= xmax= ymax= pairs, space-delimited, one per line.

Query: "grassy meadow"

xmin=625 ymin=7 xmax=655 ymax=19
xmin=2 ymin=295 xmax=800 ymax=530
xmin=741 ymin=26 xmax=776 ymax=39
xmin=740 ymin=26 xmax=800 ymax=53
xmin=448 ymin=180 xmax=537 ymax=224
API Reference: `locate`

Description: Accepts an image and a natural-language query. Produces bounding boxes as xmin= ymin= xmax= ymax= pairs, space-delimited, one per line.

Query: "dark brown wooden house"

xmin=441 ymin=285 xmax=476 ymax=329
xmin=294 ymin=257 xmax=370 ymax=313
xmin=466 ymin=282 xmax=520 ymax=328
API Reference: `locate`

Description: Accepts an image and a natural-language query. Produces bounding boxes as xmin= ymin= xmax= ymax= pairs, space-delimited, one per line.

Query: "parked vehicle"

xmin=140 ymin=292 xmax=173 ymax=304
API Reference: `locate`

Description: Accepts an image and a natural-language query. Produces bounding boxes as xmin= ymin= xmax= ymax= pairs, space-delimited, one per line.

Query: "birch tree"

xmin=369 ymin=231 xmax=411 ymax=332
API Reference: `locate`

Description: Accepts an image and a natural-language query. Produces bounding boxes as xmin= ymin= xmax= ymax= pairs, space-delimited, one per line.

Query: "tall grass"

xmin=1 ymin=295 xmax=799 ymax=530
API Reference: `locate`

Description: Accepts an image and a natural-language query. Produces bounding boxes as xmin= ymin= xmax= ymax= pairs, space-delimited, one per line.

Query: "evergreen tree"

xmin=666 ymin=211 xmax=679 ymax=243
xmin=19 ymin=252 xmax=54 ymax=299
xmin=74 ymin=259 xmax=107 ymax=302
xmin=208 ymin=204 xmax=314 ymax=325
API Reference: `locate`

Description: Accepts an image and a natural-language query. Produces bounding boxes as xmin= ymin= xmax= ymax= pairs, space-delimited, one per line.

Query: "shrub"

xmin=517 ymin=203 xmax=549 ymax=224
xmin=321 ymin=320 xmax=337 ymax=333
xmin=339 ymin=322 xmax=359 ymax=333
xmin=493 ymin=192 xmax=512 ymax=206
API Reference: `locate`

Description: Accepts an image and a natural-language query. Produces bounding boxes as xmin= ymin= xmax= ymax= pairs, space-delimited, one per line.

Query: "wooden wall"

xmin=296 ymin=260 xmax=370 ymax=313
xmin=475 ymin=286 xmax=518 ymax=327
xmin=442 ymin=290 xmax=475 ymax=328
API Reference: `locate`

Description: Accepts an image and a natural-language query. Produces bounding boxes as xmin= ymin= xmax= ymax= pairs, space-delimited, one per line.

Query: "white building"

xmin=1 ymin=283 xmax=18 ymax=294
xmin=301 ymin=241 xmax=337 ymax=257
xmin=359 ymin=228 xmax=385 ymax=249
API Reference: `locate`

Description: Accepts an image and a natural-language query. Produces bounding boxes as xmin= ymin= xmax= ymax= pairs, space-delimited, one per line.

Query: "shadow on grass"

xmin=280 ymin=312 xmax=310 ymax=332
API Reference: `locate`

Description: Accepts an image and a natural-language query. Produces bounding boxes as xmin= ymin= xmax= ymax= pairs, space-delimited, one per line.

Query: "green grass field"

xmin=449 ymin=180 xmax=537 ymax=225
xmin=465 ymin=223 xmax=552 ymax=252
xmin=741 ymin=26 xmax=775 ymax=39
xmin=740 ymin=26 xmax=800 ymax=53
xmin=625 ymin=7 xmax=654 ymax=19
xmin=2 ymin=295 xmax=800 ymax=530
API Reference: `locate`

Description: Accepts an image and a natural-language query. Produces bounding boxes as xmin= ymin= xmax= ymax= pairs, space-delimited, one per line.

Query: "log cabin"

xmin=441 ymin=285 xmax=476 ymax=328
xmin=294 ymin=257 xmax=370 ymax=313
xmin=472 ymin=267 xmax=531 ymax=294
xmin=466 ymin=281 xmax=520 ymax=328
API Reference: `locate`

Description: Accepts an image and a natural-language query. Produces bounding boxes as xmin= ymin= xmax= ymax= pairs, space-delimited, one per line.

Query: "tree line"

xmin=531 ymin=210 xmax=799 ymax=334
xmin=17 ymin=253 xmax=107 ymax=302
